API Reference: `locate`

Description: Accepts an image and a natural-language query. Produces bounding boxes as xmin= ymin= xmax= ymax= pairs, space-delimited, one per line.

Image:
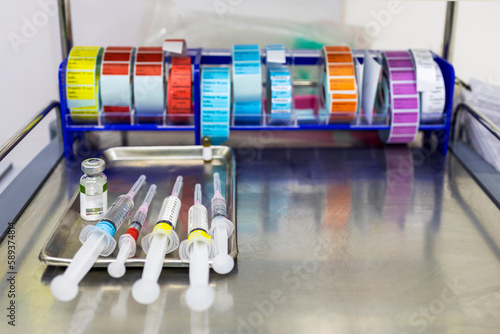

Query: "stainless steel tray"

xmin=39 ymin=146 xmax=237 ymax=267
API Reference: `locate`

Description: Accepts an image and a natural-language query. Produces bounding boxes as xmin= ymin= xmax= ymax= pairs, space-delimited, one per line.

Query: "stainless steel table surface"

xmin=1 ymin=144 xmax=500 ymax=334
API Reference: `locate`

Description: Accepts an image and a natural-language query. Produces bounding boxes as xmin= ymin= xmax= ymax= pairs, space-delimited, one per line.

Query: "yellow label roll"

xmin=66 ymin=46 xmax=103 ymax=122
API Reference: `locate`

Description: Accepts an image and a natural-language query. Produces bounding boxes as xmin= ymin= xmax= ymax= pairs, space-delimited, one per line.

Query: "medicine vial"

xmin=80 ymin=158 xmax=108 ymax=221
xmin=202 ymin=136 xmax=212 ymax=162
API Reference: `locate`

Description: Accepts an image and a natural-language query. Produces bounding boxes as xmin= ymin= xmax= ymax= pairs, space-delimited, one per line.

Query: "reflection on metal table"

xmin=1 ymin=144 xmax=500 ymax=334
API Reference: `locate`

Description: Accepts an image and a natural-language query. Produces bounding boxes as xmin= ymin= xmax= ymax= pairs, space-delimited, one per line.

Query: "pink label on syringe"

xmin=393 ymin=83 xmax=417 ymax=95
xmin=393 ymin=97 xmax=418 ymax=110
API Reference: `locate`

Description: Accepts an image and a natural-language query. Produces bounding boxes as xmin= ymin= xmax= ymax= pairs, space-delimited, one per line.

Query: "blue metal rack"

xmin=58 ymin=48 xmax=455 ymax=158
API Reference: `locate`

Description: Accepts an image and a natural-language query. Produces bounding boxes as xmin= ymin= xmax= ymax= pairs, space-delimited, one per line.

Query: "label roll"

xmin=267 ymin=68 xmax=293 ymax=124
xmin=133 ymin=46 xmax=165 ymax=122
xmin=410 ymin=50 xmax=446 ymax=123
xmin=265 ymin=44 xmax=292 ymax=124
xmin=201 ymin=67 xmax=231 ymax=144
xmin=378 ymin=51 xmax=420 ymax=144
xmin=167 ymin=57 xmax=192 ymax=123
xmin=323 ymin=46 xmax=359 ymax=123
xmin=101 ymin=46 xmax=134 ymax=123
xmin=66 ymin=46 xmax=103 ymax=122
xmin=163 ymin=39 xmax=192 ymax=124
xmin=232 ymin=44 xmax=263 ymax=124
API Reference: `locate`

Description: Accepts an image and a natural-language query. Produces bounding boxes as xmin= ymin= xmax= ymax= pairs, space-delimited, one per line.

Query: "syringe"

xmin=179 ymin=184 xmax=216 ymax=311
xmin=51 ymin=175 xmax=146 ymax=302
xmin=208 ymin=172 xmax=235 ymax=274
xmin=108 ymin=184 xmax=157 ymax=278
xmin=132 ymin=176 xmax=183 ymax=305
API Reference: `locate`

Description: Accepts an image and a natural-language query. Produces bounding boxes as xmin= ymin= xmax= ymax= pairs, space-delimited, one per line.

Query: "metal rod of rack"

xmin=442 ymin=2 xmax=458 ymax=62
xmin=56 ymin=1 xmax=459 ymax=67
xmin=0 ymin=101 xmax=60 ymax=162
xmin=58 ymin=0 xmax=73 ymax=59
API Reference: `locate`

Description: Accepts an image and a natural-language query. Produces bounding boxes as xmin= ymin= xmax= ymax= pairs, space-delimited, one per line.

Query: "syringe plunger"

xmin=108 ymin=184 xmax=157 ymax=278
xmin=132 ymin=176 xmax=183 ymax=305
xmin=209 ymin=173 xmax=235 ymax=275
xmin=180 ymin=184 xmax=215 ymax=311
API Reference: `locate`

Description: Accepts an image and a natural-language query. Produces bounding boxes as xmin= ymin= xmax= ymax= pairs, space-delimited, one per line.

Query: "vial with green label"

xmin=80 ymin=158 xmax=108 ymax=221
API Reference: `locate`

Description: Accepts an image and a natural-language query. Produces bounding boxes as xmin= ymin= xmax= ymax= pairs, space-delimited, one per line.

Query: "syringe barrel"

xmin=127 ymin=184 xmax=156 ymax=239
xmin=211 ymin=196 xmax=227 ymax=218
xmin=188 ymin=204 xmax=208 ymax=234
xmin=97 ymin=195 xmax=133 ymax=236
xmin=131 ymin=208 xmax=147 ymax=227
xmin=127 ymin=209 xmax=146 ymax=241
xmin=155 ymin=196 xmax=181 ymax=229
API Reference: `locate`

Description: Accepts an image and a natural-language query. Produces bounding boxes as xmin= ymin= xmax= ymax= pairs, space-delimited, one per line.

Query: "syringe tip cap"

xmin=185 ymin=285 xmax=215 ymax=312
xmin=132 ymin=279 xmax=160 ymax=305
xmin=212 ymin=254 xmax=234 ymax=275
xmin=107 ymin=262 xmax=126 ymax=278
xmin=50 ymin=275 xmax=79 ymax=302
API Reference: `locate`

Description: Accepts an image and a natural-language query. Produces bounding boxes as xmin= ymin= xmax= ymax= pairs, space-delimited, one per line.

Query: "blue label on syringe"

xmin=96 ymin=220 xmax=116 ymax=237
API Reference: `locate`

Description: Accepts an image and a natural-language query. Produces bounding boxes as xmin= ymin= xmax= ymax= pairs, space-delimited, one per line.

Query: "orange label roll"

xmin=323 ymin=46 xmax=359 ymax=123
xmin=164 ymin=39 xmax=192 ymax=123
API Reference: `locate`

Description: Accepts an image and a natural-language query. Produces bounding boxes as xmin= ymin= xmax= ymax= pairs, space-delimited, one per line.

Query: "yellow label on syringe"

xmin=188 ymin=230 xmax=211 ymax=240
xmin=153 ymin=222 xmax=173 ymax=233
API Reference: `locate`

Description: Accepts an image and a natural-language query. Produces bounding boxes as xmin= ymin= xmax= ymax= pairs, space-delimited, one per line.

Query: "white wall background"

xmin=0 ymin=0 xmax=497 ymax=181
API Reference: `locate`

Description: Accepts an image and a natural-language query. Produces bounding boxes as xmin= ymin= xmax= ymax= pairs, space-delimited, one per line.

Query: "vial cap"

xmin=202 ymin=136 xmax=211 ymax=147
xmin=81 ymin=158 xmax=106 ymax=175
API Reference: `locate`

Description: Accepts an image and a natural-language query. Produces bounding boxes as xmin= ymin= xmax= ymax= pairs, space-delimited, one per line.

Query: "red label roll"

xmin=167 ymin=56 xmax=192 ymax=123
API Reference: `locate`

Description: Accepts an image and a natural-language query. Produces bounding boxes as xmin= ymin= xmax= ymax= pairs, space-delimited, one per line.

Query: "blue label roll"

xmin=201 ymin=67 xmax=231 ymax=144
xmin=267 ymin=68 xmax=293 ymax=124
xmin=232 ymin=44 xmax=262 ymax=124
xmin=265 ymin=45 xmax=292 ymax=125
